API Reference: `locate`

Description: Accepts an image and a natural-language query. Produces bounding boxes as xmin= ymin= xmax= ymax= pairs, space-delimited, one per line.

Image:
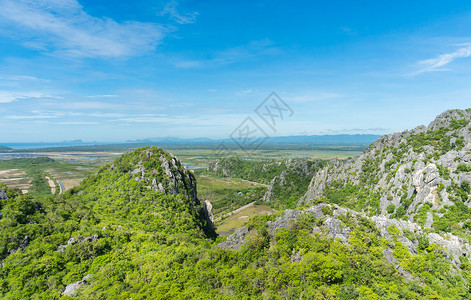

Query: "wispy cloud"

xmin=7 ymin=115 xmax=57 ymax=120
xmin=287 ymin=92 xmax=346 ymax=103
xmin=50 ymin=101 xmax=127 ymax=110
xmin=56 ymin=121 xmax=100 ymax=125
xmin=159 ymin=0 xmax=198 ymax=24
xmin=415 ymin=44 xmax=471 ymax=74
xmin=236 ymin=89 xmax=253 ymax=96
xmin=0 ymin=91 xmax=55 ymax=103
xmin=5 ymin=109 xmax=64 ymax=119
xmin=174 ymin=39 xmax=280 ymax=68
xmin=86 ymin=94 xmax=119 ymax=98
xmin=0 ymin=0 xmax=167 ymax=58
xmin=0 ymin=75 xmax=38 ymax=81
xmin=297 ymin=127 xmax=389 ymax=135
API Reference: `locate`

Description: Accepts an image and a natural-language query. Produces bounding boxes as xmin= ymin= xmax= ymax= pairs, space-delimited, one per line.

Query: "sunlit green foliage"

xmin=1 ymin=147 xmax=471 ymax=299
xmin=322 ymin=181 xmax=381 ymax=216
xmin=407 ymin=119 xmax=468 ymax=155
xmin=456 ymin=164 xmax=471 ymax=173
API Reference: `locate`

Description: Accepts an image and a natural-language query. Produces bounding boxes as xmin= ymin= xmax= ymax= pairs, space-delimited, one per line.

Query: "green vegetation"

xmin=207 ymin=158 xmax=290 ymax=184
xmin=321 ymin=181 xmax=381 ymax=216
xmin=407 ymin=119 xmax=468 ymax=155
xmin=414 ymin=203 xmax=432 ymax=227
xmin=2 ymin=170 xmax=469 ymax=298
xmin=2 ymin=120 xmax=471 ymax=299
xmin=456 ymin=163 xmax=471 ymax=173
xmin=0 ymin=146 xmax=12 ymax=152
xmin=207 ymin=158 xmax=323 ymax=210
xmin=437 ymin=164 xmax=451 ymax=180
xmin=267 ymin=160 xmax=324 ymax=210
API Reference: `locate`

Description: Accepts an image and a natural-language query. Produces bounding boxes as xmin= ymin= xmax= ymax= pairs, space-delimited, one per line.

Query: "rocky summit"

xmin=300 ymin=109 xmax=471 ymax=230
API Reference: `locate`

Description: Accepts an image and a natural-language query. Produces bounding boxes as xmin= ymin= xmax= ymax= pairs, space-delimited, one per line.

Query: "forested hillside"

xmin=1 ymin=109 xmax=471 ymax=299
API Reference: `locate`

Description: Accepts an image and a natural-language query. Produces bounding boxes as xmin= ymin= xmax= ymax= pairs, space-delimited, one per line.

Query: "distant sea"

xmin=1 ymin=142 xmax=99 ymax=150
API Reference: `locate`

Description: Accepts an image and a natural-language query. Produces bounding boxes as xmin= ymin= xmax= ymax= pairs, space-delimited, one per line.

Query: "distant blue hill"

xmin=259 ymin=134 xmax=380 ymax=145
xmin=2 ymin=134 xmax=381 ymax=150
xmin=128 ymin=134 xmax=381 ymax=146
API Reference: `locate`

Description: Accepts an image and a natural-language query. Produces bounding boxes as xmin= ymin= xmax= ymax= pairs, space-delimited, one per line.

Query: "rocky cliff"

xmin=122 ymin=147 xmax=198 ymax=204
xmin=299 ymin=109 xmax=471 ymax=231
xmin=0 ymin=189 xmax=8 ymax=200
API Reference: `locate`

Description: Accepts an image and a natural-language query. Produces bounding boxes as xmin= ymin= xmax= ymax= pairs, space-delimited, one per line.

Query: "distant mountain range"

xmin=2 ymin=134 xmax=381 ymax=150
xmin=127 ymin=134 xmax=381 ymax=146
xmin=0 ymin=146 xmax=12 ymax=151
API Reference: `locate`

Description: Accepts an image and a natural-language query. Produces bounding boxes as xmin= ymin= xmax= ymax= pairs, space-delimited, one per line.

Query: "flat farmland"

xmin=0 ymin=169 xmax=31 ymax=194
xmin=216 ymin=204 xmax=276 ymax=236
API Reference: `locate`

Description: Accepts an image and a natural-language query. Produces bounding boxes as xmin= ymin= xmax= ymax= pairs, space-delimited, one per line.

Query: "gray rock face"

xmin=57 ymin=235 xmax=100 ymax=253
xmin=203 ymin=200 xmax=215 ymax=229
xmin=0 ymin=190 xmax=8 ymax=200
xmin=63 ymin=274 xmax=91 ymax=297
xmin=427 ymin=233 xmax=471 ymax=265
xmin=300 ymin=109 xmax=471 ymax=221
xmin=127 ymin=150 xmax=198 ymax=207
xmin=217 ymin=227 xmax=249 ymax=250
xmin=324 ymin=218 xmax=350 ymax=242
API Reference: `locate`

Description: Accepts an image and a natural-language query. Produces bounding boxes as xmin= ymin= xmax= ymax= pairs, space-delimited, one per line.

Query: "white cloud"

xmin=415 ymin=44 xmax=471 ymax=74
xmin=56 ymin=121 xmax=100 ymax=125
xmin=50 ymin=101 xmax=127 ymax=110
xmin=0 ymin=0 xmax=167 ymax=58
xmin=116 ymin=113 xmax=245 ymax=127
xmin=7 ymin=115 xmax=57 ymax=119
xmin=0 ymin=91 xmax=53 ymax=103
xmin=173 ymin=39 xmax=280 ymax=68
xmin=286 ymin=92 xmax=345 ymax=103
xmin=0 ymin=75 xmax=38 ymax=81
xmin=159 ymin=0 xmax=198 ymax=24
xmin=296 ymin=127 xmax=389 ymax=135
xmin=86 ymin=94 xmax=119 ymax=98
xmin=236 ymin=89 xmax=253 ymax=96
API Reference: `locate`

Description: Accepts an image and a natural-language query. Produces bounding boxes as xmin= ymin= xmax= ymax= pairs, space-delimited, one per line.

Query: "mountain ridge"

xmin=299 ymin=109 xmax=471 ymax=233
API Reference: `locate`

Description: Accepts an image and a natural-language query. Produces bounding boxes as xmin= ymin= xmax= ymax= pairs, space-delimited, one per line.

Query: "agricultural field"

xmin=0 ymin=156 xmax=101 ymax=197
xmin=195 ymin=174 xmax=267 ymax=218
xmin=216 ymin=203 xmax=276 ymax=235
xmin=0 ymin=169 xmax=30 ymax=194
xmin=169 ymin=147 xmax=362 ymax=167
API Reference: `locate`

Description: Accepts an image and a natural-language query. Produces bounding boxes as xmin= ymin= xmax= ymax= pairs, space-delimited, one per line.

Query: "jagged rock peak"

xmin=427 ymin=109 xmax=471 ymax=131
xmin=111 ymin=146 xmax=198 ymax=205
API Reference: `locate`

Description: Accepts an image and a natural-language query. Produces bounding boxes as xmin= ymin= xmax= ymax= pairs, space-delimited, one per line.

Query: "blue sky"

xmin=1 ymin=0 xmax=471 ymax=142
